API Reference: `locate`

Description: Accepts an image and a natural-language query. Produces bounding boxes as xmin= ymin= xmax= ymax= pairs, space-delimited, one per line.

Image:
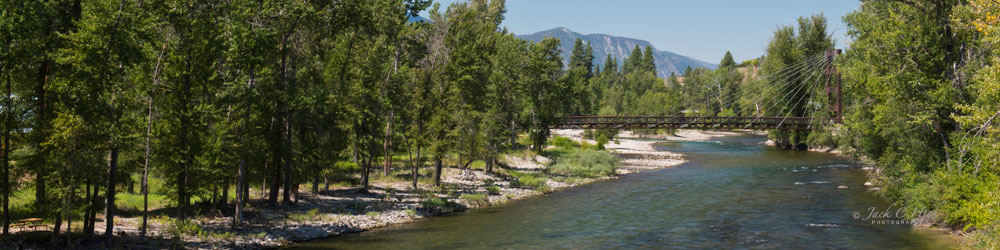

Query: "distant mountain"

xmin=516 ymin=27 xmax=716 ymax=78
xmin=408 ymin=15 xmax=430 ymax=23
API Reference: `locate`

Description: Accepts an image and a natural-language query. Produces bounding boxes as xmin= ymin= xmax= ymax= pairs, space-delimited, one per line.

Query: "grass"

xmin=549 ymin=136 xmax=580 ymax=149
xmin=460 ymin=193 xmax=489 ymax=207
xmin=511 ymin=173 xmax=547 ymax=190
xmin=289 ymin=209 xmax=320 ymax=222
xmin=485 ymin=186 xmax=501 ymax=195
xmin=549 ymin=149 xmax=619 ymax=177
xmin=117 ymin=192 xmax=168 ymax=213
xmin=420 ymin=193 xmax=449 ymax=210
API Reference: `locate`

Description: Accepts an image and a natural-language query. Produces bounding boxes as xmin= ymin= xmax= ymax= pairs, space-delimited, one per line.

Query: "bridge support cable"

xmin=683 ymin=55 xmax=827 ymax=127
xmin=743 ymin=56 xmax=834 ymax=129
xmin=549 ymin=52 xmax=843 ymax=131
xmin=678 ymin=55 xmax=825 ymax=119
xmin=710 ymin=55 xmax=829 ymax=127
xmin=773 ymin=58 xmax=835 ymax=128
xmin=823 ymin=49 xmax=843 ymax=123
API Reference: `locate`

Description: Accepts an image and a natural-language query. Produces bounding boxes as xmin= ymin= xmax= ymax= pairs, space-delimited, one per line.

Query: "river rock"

xmin=837 ymin=185 xmax=848 ymax=189
xmin=864 ymin=182 xmax=873 ymax=187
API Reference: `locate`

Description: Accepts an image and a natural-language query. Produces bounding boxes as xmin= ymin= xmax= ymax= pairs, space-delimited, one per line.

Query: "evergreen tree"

xmin=720 ymin=51 xmax=736 ymax=68
xmin=622 ymin=45 xmax=642 ymax=74
xmin=642 ymin=45 xmax=656 ymax=75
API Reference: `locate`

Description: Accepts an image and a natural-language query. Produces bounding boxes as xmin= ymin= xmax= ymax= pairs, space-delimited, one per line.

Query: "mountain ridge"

xmin=516 ymin=27 xmax=717 ymax=78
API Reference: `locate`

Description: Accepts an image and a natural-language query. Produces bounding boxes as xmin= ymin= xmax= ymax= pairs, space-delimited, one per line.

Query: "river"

xmin=287 ymin=134 xmax=956 ymax=249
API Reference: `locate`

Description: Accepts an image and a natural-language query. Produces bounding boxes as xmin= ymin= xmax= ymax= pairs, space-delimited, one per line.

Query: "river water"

xmin=288 ymin=135 xmax=956 ymax=249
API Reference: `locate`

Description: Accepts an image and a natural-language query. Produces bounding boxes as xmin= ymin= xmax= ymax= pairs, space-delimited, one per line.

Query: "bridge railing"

xmin=551 ymin=116 xmax=813 ymax=130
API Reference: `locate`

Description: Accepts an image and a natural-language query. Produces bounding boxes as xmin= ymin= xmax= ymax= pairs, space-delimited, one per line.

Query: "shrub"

xmin=166 ymin=219 xmax=203 ymax=237
xmin=485 ymin=186 xmax=501 ymax=195
xmin=420 ymin=195 xmax=449 ymax=210
xmin=460 ymin=193 xmax=490 ymax=207
xmin=549 ymin=136 xmax=579 ymax=149
xmin=806 ymin=129 xmax=837 ymax=147
xmin=289 ymin=209 xmax=320 ymax=222
xmin=549 ymin=150 xmax=618 ymax=177
xmin=595 ymin=135 xmax=609 ymax=150
xmin=513 ymin=175 xmax=547 ymax=189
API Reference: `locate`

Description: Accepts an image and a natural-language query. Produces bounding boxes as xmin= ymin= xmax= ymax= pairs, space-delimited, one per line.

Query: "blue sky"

xmin=422 ymin=0 xmax=859 ymax=64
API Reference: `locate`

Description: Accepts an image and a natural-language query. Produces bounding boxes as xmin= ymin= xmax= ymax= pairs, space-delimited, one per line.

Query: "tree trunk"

xmin=178 ymin=164 xmax=188 ymax=220
xmin=105 ymin=149 xmax=118 ymax=238
xmin=268 ymin=152 xmax=281 ymax=205
xmin=486 ymin=157 xmax=494 ymax=174
xmin=2 ymin=72 xmax=9 ymax=235
xmin=235 ymin=158 xmax=245 ymax=228
xmin=210 ymin=185 xmax=218 ymax=211
xmin=85 ymin=178 xmax=99 ymax=239
xmin=65 ymin=184 xmax=72 ymax=247
xmin=35 ymin=60 xmax=49 ymax=215
xmin=384 ymin=118 xmax=392 ymax=177
xmin=50 ymin=209 xmax=61 ymax=245
xmin=410 ymin=135 xmax=420 ymax=190
xmin=141 ymin=43 xmax=165 ymax=237
xmin=140 ymin=93 xmax=152 ymax=235
xmin=311 ymin=172 xmax=319 ymax=194
xmin=433 ymin=157 xmax=442 ymax=187
xmin=220 ymin=178 xmax=229 ymax=209
xmin=361 ymin=158 xmax=370 ymax=191
xmin=83 ymin=181 xmax=90 ymax=235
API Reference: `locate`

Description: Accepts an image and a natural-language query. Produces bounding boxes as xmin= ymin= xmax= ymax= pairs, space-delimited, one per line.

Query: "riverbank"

xmin=66 ymin=130 xmax=696 ymax=249
xmin=759 ymin=137 xmax=974 ymax=246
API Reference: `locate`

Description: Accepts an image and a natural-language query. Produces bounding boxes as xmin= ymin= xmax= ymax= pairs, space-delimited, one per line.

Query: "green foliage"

xmin=165 ymin=219 xmax=204 ymax=237
xmin=289 ymin=209 xmax=321 ymax=223
xmin=512 ymin=174 xmax=547 ymax=190
xmin=549 ymin=136 xmax=580 ymax=149
xmin=719 ymin=51 xmax=736 ymax=68
xmin=595 ymin=135 xmax=610 ymax=150
xmin=420 ymin=195 xmax=449 ymax=210
xmin=485 ymin=186 xmax=501 ymax=195
xmin=835 ymin=0 xmax=1000 ymax=236
xmin=460 ymin=193 xmax=490 ymax=206
xmin=549 ymin=150 xmax=618 ymax=177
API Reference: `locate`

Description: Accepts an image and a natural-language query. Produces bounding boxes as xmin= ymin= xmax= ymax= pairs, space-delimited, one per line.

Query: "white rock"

xmin=864 ymin=182 xmax=873 ymax=187
xmin=837 ymin=185 xmax=848 ymax=189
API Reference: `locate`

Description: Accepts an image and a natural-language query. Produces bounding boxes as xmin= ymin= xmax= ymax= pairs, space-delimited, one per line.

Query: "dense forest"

xmin=0 ymin=0 xmax=998 ymax=248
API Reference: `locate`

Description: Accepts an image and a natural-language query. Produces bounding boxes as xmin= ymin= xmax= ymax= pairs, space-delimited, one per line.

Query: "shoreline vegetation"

xmin=4 ymin=129 xmax=698 ymax=249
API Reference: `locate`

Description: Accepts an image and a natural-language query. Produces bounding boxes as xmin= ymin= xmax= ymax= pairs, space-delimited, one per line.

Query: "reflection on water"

xmin=288 ymin=135 xmax=956 ymax=249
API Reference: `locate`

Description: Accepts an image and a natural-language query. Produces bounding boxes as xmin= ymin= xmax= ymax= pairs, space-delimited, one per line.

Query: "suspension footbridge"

xmin=552 ymin=49 xmax=842 ymax=131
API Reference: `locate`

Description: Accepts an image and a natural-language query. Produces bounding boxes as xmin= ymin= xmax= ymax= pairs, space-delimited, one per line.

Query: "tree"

xmin=622 ymin=45 xmax=642 ymax=74
xmin=564 ymin=38 xmax=595 ymax=115
xmin=158 ymin=0 xmax=225 ymax=219
xmin=841 ymin=0 xmax=976 ymax=226
xmin=523 ymin=37 xmax=564 ymax=153
xmin=641 ymin=45 xmax=656 ymax=75
xmin=720 ymin=51 xmax=736 ymax=68
xmin=53 ymin=0 xmax=151 ymax=238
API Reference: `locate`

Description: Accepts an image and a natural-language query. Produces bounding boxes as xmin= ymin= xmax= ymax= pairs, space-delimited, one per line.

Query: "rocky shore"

xmin=65 ymin=129 xmax=706 ymax=250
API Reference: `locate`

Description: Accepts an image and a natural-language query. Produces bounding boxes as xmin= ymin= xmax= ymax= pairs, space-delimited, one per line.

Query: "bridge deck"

xmin=551 ymin=116 xmax=814 ymax=130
